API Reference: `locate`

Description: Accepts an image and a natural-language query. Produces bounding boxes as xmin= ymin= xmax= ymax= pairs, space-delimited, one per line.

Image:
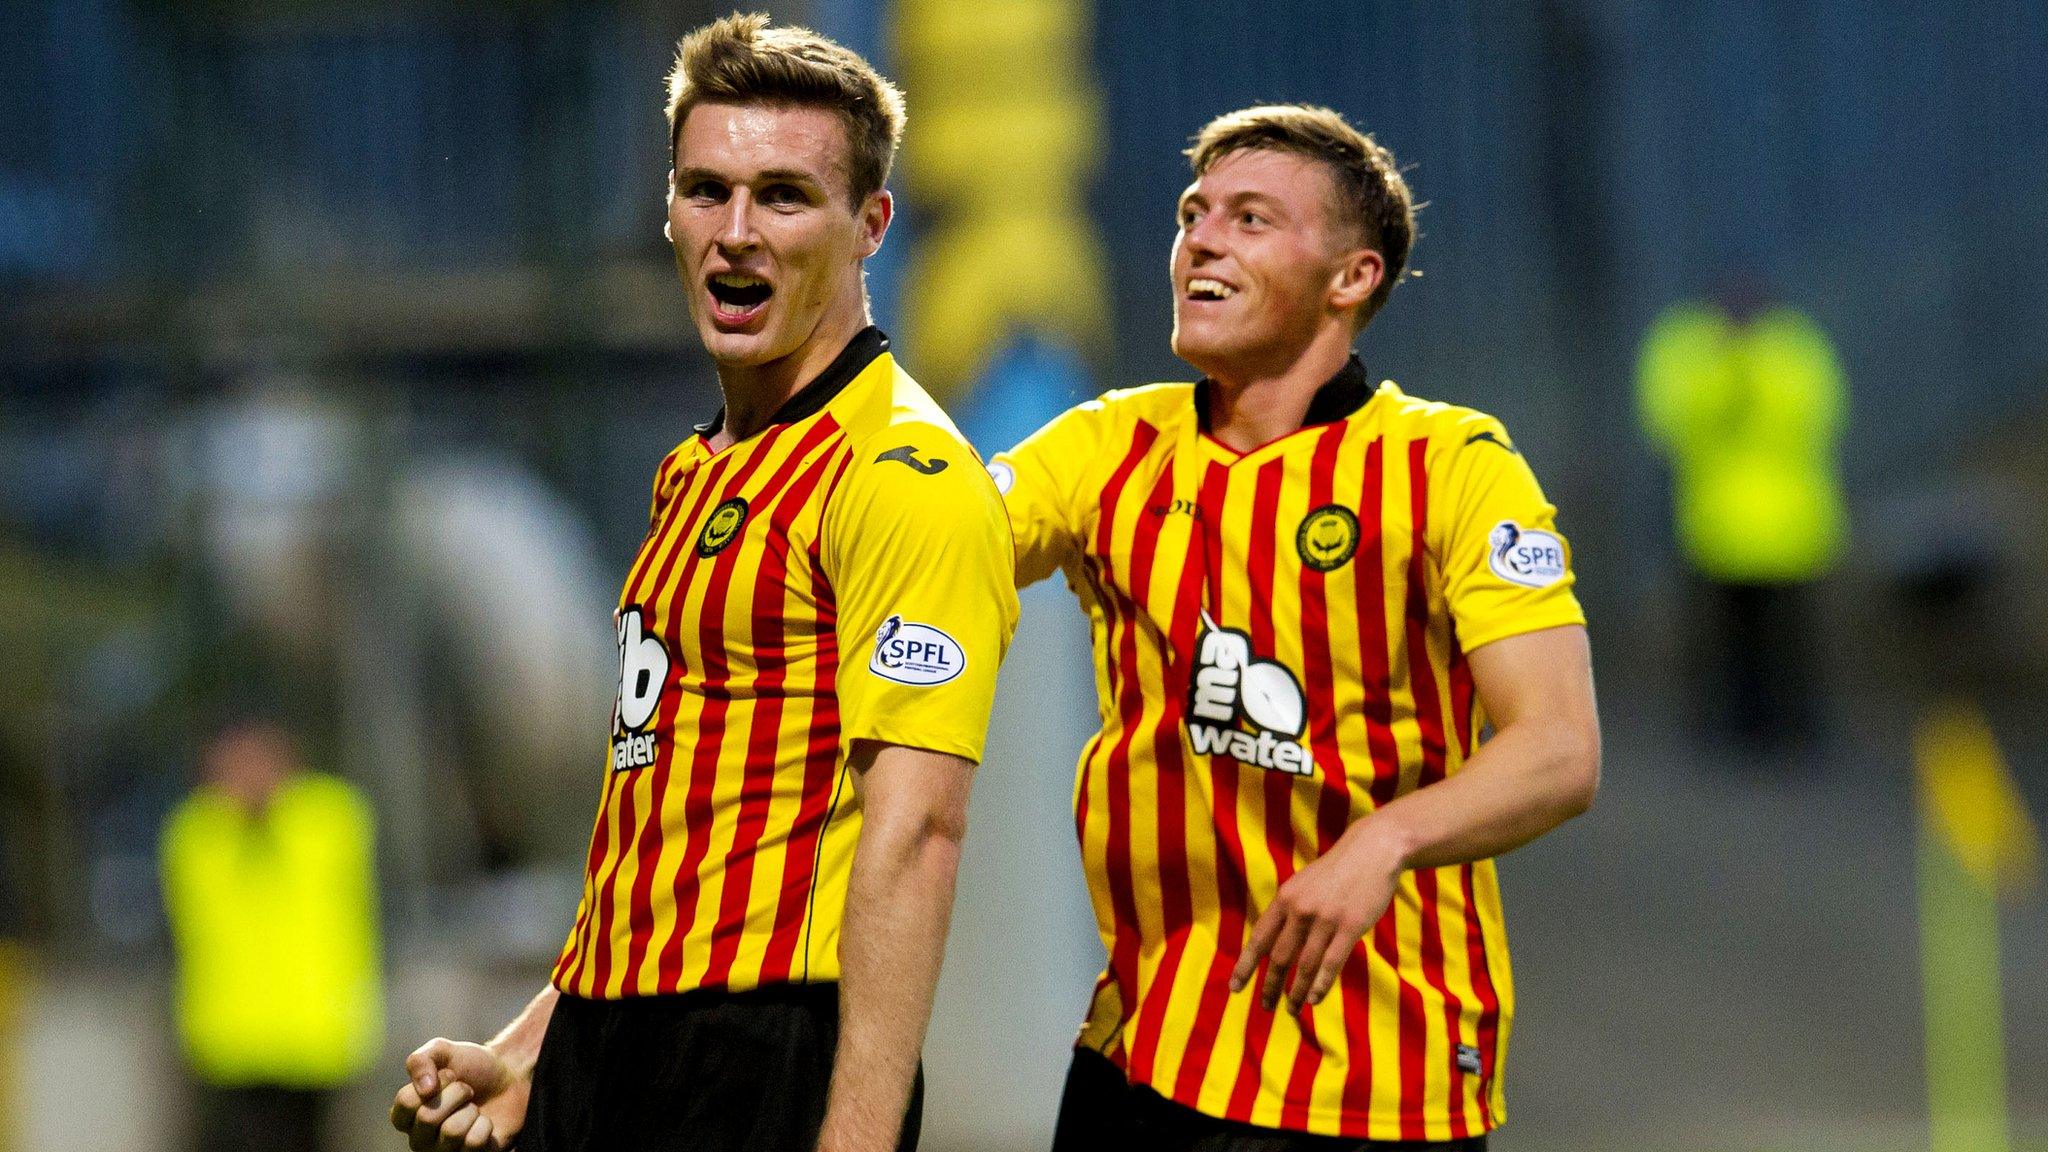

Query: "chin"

xmin=698 ymin=322 xmax=786 ymax=368
xmin=1170 ymin=324 xmax=1235 ymax=376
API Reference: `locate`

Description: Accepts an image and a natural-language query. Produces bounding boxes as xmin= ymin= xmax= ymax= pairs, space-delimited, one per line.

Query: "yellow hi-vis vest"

xmin=161 ymin=772 xmax=382 ymax=1087
xmin=1636 ymin=303 xmax=1849 ymax=584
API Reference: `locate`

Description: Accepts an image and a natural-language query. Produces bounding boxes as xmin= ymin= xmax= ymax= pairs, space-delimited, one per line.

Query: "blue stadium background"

xmin=1 ymin=2 xmax=2043 ymax=1149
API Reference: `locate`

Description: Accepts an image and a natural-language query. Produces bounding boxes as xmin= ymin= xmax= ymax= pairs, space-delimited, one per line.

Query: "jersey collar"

xmin=695 ymin=326 xmax=890 ymax=437
xmin=1194 ymin=353 xmax=1372 ymax=433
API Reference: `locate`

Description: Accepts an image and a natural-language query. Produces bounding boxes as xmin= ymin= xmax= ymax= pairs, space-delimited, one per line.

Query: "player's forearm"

xmin=485 ymin=984 xmax=560 ymax=1080
xmin=1352 ymin=710 xmax=1599 ymax=873
xmin=816 ymin=806 xmax=965 ymax=1152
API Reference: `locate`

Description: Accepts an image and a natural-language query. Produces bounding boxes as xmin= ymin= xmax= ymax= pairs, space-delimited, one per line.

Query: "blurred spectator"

xmin=159 ymin=715 xmax=381 ymax=1152
xmin=1636 ymin=280 xmax=1848 ymax=755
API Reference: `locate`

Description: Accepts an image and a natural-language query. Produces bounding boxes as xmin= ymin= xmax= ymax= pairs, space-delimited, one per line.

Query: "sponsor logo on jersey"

xmin=1296 ymin=503 xmax=1359 ymax=572
xmin=987 ymin=460 xmax=1015 ymax=495
xmin=696 ymin=497 xmax=748 ymax=557
xmin=870 ymin=614 xmax=966 ymax=685
xmin=875 ymin=444 xmax=949 ymax=474
xmin=1464 ymin=429 xmax=1519 ymax=454
xmin=1488 ymin=520 xmax=1567 ymax=587
xmin=1184 ymin=611 xmax=1314 ymax=777
xmin=611 ymin=606 xmax=671 ymax=771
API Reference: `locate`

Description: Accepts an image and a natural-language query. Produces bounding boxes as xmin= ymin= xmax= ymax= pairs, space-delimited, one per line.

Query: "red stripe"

xmin=1281 ymin=421 xmax=1352 ymax=1126
xmin=1405 ymin=439 xmax=1468 ymax=1137
xmin=1121 ymin=489 xmax=1208 ymax=1084
xmin=583 ymin=754 xmax=638 ymax=998
xmin=1449 ymin=623 xmax=1499 ymax=1123
xmin=611 ymin=452 xmax=745 ymax=993
xmin=1392 ymin=921 xmax=1427 ymax=1141
xmin=647 ymin=423 xmax=805 ymax=991
xmin=1069 ymin=562 xmax=1119 ymax=909
xmin=1082 ymin=422 xmax=1163 ymax=1048
xmin=695 ymin=419 xmax=844 ymax=989
xmin=1098 ymin=423 xmax=1162 ymax=563
xmin=1072 ymin=421 xmax=1161 ymax=857
xmin=1448 ymin=634 xmax=1498 ymax=1128
xmin=1168 ymin=460 xmax=1246 ymax=1105
xmin=1281 ymin=1012 xmax=1326 ymax=1130
xmin=756 ymin=443 xmax=853 ymax=982
xmin=1223 ymin=457 xmax=1290 ymax=1124
xmin=1356 ymin=438 xmax=1402 ymax=807
xmin=1340 ymin=436 xmax=1399 ymax=1128
xmin=553 ymin=772 xmax=622 ymax=989
xmin=1463 ymin=864 xmax=1502 ymax=1128
xmin=1115 ymin=463 xmax=1189 ymax=1083
xmin=1449 ymin=641 xmax=1476 ymax=760
xmin=569 ymin=444 xmax=745 ymax=992
xmin=1392 ymin=434 xmax=1441 ymax=1131
xmin=1103 ymin=468 xmax=1176 ymax=1077
xmin=625 ymin=446 xmax=692 ymax=592
xmin=567 ymin=450 xmax=738 ymax=996
xmin=1337 ymin=947 xmax=1375 ymax=1125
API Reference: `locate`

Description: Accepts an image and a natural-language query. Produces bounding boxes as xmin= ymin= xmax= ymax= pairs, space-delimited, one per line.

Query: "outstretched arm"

xmin=389 ymin=983 xmax=558 ymax=1151
xmin=814 ymin=740 xmax=975 ymax=1152
xmin=1232 ymin=623 xmax=1600 ymax=1013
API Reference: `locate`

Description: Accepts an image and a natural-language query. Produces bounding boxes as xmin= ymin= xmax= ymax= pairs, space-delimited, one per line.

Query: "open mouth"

xmin=708 ymin=272 xmax=773 ymax=313
xmin=1186 ymin=277 xmax=1237 ymax=301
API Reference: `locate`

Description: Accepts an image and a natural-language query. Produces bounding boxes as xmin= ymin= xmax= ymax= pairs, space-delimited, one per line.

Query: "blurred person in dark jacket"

xmin=160 ymin=713 xmax=382 ymax=1152
xmin=1637 ymin=279 xmax=1848 ymax=756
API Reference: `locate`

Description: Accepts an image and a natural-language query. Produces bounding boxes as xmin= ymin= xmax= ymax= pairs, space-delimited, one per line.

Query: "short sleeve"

xmin=989 ymin=398 xmax=1112 ymax=588
xmin=1433 ymin=416 xmax=1587 ymax=653
xmin=823 ymin=422 xmax=1020 ymax=763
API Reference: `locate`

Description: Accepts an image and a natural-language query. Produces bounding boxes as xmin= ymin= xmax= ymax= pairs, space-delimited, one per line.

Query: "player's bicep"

xmin=847 ymin=740 xmax=975 ymax=843
xmin=1466 ymin=624 xmax=1595 ymax=733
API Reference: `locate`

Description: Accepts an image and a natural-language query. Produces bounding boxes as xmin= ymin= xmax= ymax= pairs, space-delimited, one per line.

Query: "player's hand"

xmin=389 ymin=1037 xmax=529 ymax=1151
xmin=1229 ymin=824 xmax=1404 ymax=1014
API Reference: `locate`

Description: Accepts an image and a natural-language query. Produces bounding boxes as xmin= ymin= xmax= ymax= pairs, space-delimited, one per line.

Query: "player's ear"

xmin=663 ymin=169 xmax=676 ymax=244
xmin=1327 ymin=245 xmax=1383 ymax=315
xmin=856 ymin=188 xmax=893 ymax=260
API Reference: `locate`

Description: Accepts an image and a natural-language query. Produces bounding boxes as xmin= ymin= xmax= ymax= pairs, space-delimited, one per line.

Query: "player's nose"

xmin=716 ymin=190 xmax=761 ymax=252
xmin=1182 ymin=213 xmax=1227 ymax=261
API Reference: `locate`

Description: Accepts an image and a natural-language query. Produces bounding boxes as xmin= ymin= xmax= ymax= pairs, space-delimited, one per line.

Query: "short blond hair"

xmin=665 ymin=12 xmax=907 ymax=204
xmin=1188 ymin=104 xmax=1415 ymax=323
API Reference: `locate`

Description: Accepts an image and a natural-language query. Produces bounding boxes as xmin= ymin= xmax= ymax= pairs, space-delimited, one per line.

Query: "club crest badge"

xmin=696 ymin=497 xmax=749 ymax=557
xmin=1296 ymin=504 xmax=1359 ymax=572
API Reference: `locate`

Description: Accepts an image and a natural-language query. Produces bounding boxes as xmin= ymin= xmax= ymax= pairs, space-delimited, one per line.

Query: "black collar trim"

xmin=695 ymin=326 xmax=890 ymax=437
xmin=1194 ymin=354 xmax=1372 ymax=433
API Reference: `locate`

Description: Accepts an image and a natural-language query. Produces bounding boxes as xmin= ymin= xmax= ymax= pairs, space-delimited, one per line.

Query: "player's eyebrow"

xmin=674 ymin=166 xmax=826 ymax=188
xmin=1219 ymin=189 xmax=1289 ymax=219
xmin=1179 ymin=188 xmax=1290 ymax=219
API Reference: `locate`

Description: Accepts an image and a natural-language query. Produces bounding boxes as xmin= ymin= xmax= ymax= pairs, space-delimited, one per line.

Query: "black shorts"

xmin=1050 ymin=1047 xmax=1486 ymax=1152
xmin=523 ymin=982 xmax=922 ymax=1152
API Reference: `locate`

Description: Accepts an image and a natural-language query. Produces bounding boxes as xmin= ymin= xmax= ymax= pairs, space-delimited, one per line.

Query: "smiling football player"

xmin=991 ymin=104 xmax=1602 ymax=1152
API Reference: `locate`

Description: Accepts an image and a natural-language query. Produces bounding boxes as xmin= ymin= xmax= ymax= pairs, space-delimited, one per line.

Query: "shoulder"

xmin=1376 ymin=381 xmax=1520 ymax=461
xmin=822 ymin=358 xmax=1004 ymax=533
xmin=1011 ymin=381 xmax=1193 ymax=456
xmin=830 ymin=354 xmax=977 ymax=461
xmin=1094 ymin=381 xmax=1195 ymax=434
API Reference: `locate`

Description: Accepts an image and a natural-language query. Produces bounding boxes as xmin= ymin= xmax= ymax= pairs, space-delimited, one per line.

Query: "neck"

xmin=710 ymin=292 xmax=869 ymax=449
xmin=1199 ymin=327 xmax=1355 ymax=454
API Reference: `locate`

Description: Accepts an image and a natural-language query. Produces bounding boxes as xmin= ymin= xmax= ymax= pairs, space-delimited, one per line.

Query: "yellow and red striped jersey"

xmin=991 ymin=358 xmax=1585 ymax=1141
xmin=553 ymin=328 xmax=1018 ymax=1000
